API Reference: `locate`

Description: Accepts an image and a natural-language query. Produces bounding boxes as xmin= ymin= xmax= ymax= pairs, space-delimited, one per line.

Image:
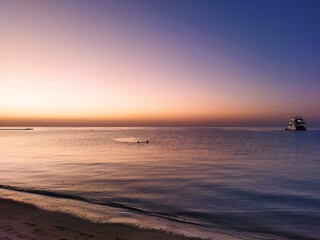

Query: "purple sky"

xmin=1 ymin=0 xmax=319 ymax=126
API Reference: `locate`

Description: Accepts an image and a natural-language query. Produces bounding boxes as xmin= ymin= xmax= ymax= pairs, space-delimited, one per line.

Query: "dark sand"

xmin=0 ymin=198 xmax=201 ymax=240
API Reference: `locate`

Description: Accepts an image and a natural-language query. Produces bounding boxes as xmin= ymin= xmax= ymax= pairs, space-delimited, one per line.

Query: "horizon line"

xmin=2 ymin=116 xmax=319 ymax=128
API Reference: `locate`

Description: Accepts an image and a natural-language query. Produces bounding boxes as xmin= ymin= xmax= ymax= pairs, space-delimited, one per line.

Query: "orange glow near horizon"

xmin=1 ymin=1 xmax=319 ymax=126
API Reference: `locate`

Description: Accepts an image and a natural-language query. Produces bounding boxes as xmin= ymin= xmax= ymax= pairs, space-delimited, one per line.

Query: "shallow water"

xmin=0 ymin=127 xmax=319 ymax=239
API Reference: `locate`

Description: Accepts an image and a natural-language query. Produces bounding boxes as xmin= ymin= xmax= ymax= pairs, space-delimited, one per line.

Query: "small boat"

xmin=285 ymin=116 xmax=307 ymax=131
xmin=0 ymin=128 xmax=33 ymax=131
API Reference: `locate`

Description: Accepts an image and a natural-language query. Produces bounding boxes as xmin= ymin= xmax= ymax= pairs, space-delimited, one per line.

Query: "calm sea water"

xmin=0 ymin=127 xmax=319 ymax=239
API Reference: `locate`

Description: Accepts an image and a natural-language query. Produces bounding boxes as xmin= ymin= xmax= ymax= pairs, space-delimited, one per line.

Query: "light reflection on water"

xmin=0 ymin=127 xmax=320 ymax=239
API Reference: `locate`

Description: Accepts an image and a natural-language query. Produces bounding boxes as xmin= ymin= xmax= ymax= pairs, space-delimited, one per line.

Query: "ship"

xmin=285 ymin=116 xmax=307 ymax=131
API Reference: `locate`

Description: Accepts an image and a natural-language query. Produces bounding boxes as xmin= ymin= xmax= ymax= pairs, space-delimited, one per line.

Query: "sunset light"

xmin=1 ymin=1 xmax=319 ymax=126
xmin=1 ymin=2 xmax=320 ymax=240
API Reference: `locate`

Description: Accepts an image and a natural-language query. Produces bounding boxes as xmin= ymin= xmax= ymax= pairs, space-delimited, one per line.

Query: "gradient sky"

xmin=1 ymin=0 xmax=319 ymax=126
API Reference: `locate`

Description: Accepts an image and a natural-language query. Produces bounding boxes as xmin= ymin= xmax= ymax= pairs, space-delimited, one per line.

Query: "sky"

xmin=1 ymin=0 xmax=319 ymax=127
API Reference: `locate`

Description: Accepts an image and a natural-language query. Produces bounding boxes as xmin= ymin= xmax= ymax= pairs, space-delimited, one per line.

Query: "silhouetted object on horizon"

xmin=0 ymin=128 xmax=33 ymax=131
xmin=285 ymin=116 xmax=307 ymax=131
xmin=137 ymin=140 xmax=149 ymax=144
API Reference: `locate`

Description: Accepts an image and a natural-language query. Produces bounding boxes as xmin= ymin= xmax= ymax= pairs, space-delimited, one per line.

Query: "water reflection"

xmin=0 ymin=128 xmax=319 ymax=239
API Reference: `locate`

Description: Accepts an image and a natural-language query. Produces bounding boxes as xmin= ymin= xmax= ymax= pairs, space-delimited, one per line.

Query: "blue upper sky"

xmin=1 ymin=0 xmax=319 ymax=126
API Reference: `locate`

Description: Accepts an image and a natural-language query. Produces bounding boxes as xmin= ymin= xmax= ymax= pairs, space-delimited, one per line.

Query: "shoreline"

xmin=0 ymin=198 xmax=202 ymax=240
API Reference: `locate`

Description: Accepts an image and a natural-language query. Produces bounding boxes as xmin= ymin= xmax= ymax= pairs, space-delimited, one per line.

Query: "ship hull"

xmin=285 ymin=126 xmax=307 ymax=131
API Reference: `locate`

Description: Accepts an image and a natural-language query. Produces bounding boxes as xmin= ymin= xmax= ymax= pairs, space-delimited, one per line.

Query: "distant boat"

xmin=0 ymin=128 xmax=33 ymax=131
xmin=285 ymin=116 xmax=307 ymax=131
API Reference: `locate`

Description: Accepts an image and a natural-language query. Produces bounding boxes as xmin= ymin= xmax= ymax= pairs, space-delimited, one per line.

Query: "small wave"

xmin=1 ymin=184 xmax=318 ymax=240
xmin=0 ymin=184 xmax=201 ymax=227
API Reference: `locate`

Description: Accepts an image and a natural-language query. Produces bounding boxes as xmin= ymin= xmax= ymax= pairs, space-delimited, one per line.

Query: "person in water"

xmin=137 ymin=141 xmax=149 ymax=143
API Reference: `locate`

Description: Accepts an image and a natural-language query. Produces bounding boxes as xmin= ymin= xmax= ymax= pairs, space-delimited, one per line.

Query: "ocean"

xmin=0 ymin=127 xmax=319 ymax=239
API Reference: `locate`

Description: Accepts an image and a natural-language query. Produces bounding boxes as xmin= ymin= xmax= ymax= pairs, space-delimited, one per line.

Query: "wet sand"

xmin=0 ymin=198 xmax=201 ymax=240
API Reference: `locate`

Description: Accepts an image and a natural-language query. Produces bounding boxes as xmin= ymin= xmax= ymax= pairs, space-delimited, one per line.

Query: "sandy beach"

xmin=0 ymin=198 xmax=200 ymax=240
